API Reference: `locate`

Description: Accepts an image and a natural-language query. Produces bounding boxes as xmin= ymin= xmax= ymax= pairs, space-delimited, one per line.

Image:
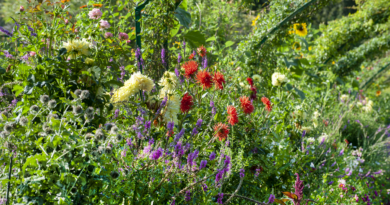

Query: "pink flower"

xmin=20 ymin=6 xmax=24 ymax=12
xmin=118 ymin=32 xmax=129 ymax=41
xmin=64 ymin=19 xmax=69 ymax=24
xmin=100 ymin=20 xmax=110 ymax=29
xmin=126 ymin=40 xmax=131 ymax=44
xmin=88 ymin=8 xmax=102 ymax=19
xmin=30 ymin=51 xmax=36 ymax=56
xmin=104 ymin=32 xmax=113 ymax=38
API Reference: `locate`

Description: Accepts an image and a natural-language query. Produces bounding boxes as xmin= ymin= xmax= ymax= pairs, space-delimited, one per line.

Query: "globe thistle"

xmin=73 ymin=105 xmax=83 ymax=115
xmin=95 ymin=129 xmax=105 ymax=141
xmin=97 ymin=146 xmax=104 ymax=155
xmin=85 ymin=107 xmax=94 ymax=115
xmin=70 ymin=187 xmax=77 ymax=194
xmin=110 ymin=171 xmax=120 ymax=179
xmin=84 ymin=113 xmax=94 ymax=121
xmin=85 ymin=133 xmax=94 ymax=141
xmin=110 ymin=126 xmax=119 ymax=134
xmin=116 ymin=134 xmax=123 ymax=141
xmin=30 ymin=105 xmax=40 ymax=114
xmin=4 ymin=123 xmax=13 ymax=133
xmin=47 ymin=114 xmax=59 ymax=121
xmin=19 ymin=116 xmax=28 ymax=126
xmin=4 ymin=141 xmax=14 ymax=150
xmin=0 ymin=111 xmax=8 ymax=120
xmin=40 ymin=95 xmax=50 ymax=104
xmin=42 ymin=123 xmax=50 ymax=132
xmin=48 ymin=100 xmax=57 ymax=109
xmin=45 ymin=128 xmax=54 ymax=134
xmin=105 ymin=146 xmax=112 ymax=155
xmin=80 ymin=90 xmax=90 ymax=99
xmin=105 ymin=123 xmax=114 ymax=131
xmin=0 ymin=131 xmax=8 ymax=138
xmin=74 ymin=89 xmax=82 ymax=98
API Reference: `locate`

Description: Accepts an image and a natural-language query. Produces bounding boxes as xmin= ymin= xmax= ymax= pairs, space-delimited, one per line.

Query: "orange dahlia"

xmin=196 ymin=70 xmax=213 ymax=89
xmin=182 ymin=61 xmax=198 ymax=79
xmin=213 ymin=72 xmax=225 ymax=90
xmin=214 ymin=123 xmax=229 ymax=141
xmin=197 ymin=45 xmax=207 ymax=58
xmin=261 ymin=97 xmax=272 ymax=112
xmin=227 ymin=105 xmax=239 ymax=126
xmin=180 ymin=93 xmax=193 ymax=113
xmin=189 ymin=53 xmax=194 ymax=59
xmin=239 ymin=96 xmax=254 ymax=114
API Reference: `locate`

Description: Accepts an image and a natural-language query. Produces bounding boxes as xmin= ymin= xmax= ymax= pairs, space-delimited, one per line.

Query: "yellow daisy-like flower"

xmin=292 ymin=42 xmax=301 ymax=51
xmin=332 ymin=61 xmax=335 ymax=65
xmin=252 ymin=15 xmax=260 ymax=26
xmin=111 ymin=72 xmax=155 ymax=103
xmin=63 ymin=39 xmax=90 ymax=59
xmin=308 ymin=46 xmax=312 ymax=51
xmin=159 ymin=71 xmax=178 ymax=92
xmin=293 ymin=23 xmax=307 ymax=37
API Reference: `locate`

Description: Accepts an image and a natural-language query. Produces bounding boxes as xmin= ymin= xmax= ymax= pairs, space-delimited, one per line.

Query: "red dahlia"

xmin=213 ymin=72 xmax=225 ymax=90
xmin=239 ymin=96 xmax=254 ymax=114
xmin=197 ymin=45 xmax=207 ymax=57
xmin=227 ymin=105 xmax=239 ymax=126
xmin=261 ymin=97 xmax=272 ymax=112
xmin=196 ymin=70 xmax=213 ymax=89
xmin=213 ymin=122 xmax=229 ymax=141
xmin=189 ymin=53 xmax=194 ymax=59
xmin=182 ymin=61 xmax=198 ymax=78
xmin=180 ymin=93 xmax=193 ymax=113
xmin=246 ymin=77 xmax=254 ymax=86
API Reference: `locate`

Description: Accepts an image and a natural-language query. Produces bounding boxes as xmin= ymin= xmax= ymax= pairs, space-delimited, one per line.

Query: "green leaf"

xmin=24 ymin=85 xmax=34 ymax=95
xmin=27 ymin=74 xmax=35 ymax=83
xmin=12 ymin=85 xmax=24 ymax=97
xmin=293 ymin=87 xmax=305 ymax=100
xmin=178 ymin=0 xmax=187 ymax=10
xmin=58 ymin=48 xmax=67 ymax=56
xmin=206 ymin=37 xmax=216 ymax=42
xmin=0 ymin=67 xmax=5 ymax=75
xmin=225 ymin=41 xmax=234 ymax=48
xmin=170 ymin=20 xmax=180 ymax=37
xmin=184 ymin=30 xmax=206 ymax=48
xmin=174 ymin=8 xmax=191 ymax=29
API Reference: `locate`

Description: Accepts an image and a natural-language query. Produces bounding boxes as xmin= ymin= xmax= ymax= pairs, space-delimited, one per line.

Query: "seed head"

xmin=85 ymin=133 xmax=94 ymax=141
xmin=30 ymin=105 xmax=40 ymax=114
xmin=105 ymin=147 xmax=112 ymax=155
xmin=40 ymin=95 xmax=50 ymax=104
xmin=85 ymin=107 xmax=94 ymax=114
xmin=74 ymin=89 xmax=82 ymax=98
xmin=4 ymin=123 xmax=13 ymax=133
xmin=80 ymin=90 xmax=90 ymax=99
xmin=4 ymin=141 xmax=14 ymax=150
xmin=0 ymin=131 xmax=9 ymax=138
xmin=95 ymin=129 xmax=105 ymax=141
xmin=105 ymin=123 xmax=114 ymax=131
xmin=116 ymin=134 xmax=123 ymax=141
xmin=73 ymin=105 xmax=83 ymax=115
xmin=19 ymin=116 xmax=28 ymax=126
xmin=47 ymin=114 xmax=59 ymax=120
xmin=110 ymin=171 xmax=120 ymax=179
xmin=48 ymin=100 xmax=57 ymax=109
xmin=84 ymin=113 xmax=94 ymax=121
xmin=110 ymin=126 xmax=119 ymax=134
xmin=42 ymin=123 xmax=50 ymax=132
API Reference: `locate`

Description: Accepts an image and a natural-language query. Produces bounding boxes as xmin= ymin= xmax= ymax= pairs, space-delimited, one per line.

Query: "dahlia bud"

xmin=20 ymin=6 xmax=24 ymax=12
xmin=65 ymin=19 xmax=69 ymax=24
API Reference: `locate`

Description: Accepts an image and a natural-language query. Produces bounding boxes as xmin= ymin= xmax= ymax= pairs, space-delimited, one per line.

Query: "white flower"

xmin=301 ymin=126 xmax=312 ymax=133
xmin=310 ymin=162 xmax=315 ymax=168
xmin=362 ymin=100 xmax=373 ymax=112
xmin=356 ymin=102 xmax=363 ymax=107
xmin=290 ymin=158 xmax=296 ymax=163
xmin=271 ymin=72 xmax=288 ymax=86
xmin=340 ymin=94 xmax=349 ymax=102
xmin=318 ymin=133 xmax=328 ymax=143
xmin=338 ymin=179 xmax=346 ymax=187
xmin=252 ymin=74 xmax=262 ymax=82
xmin=313 ymin=110 xmax=320 ymax=119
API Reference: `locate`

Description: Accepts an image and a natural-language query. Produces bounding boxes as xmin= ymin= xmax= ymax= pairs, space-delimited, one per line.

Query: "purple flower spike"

xmin=268 ymin=194 xmax=275 ymax=204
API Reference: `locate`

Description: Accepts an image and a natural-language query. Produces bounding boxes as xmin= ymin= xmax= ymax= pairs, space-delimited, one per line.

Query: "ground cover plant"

xmin=0 ymin=0 xmax=389 ymax=204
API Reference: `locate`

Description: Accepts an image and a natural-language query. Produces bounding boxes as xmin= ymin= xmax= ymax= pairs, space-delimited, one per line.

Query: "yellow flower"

xmin=292 ymin=42 xmax=301 ymax=51
xmin=332 ymin=61 xmax=335 ymax=65
xmin=111 ymin=72 xmax=154 ymax=103
xmin=85 ymin=58 xmax=95 ymax=64
xmin=308 ymin=46 xmax=312 ymax=51
xmin=252 ymin=15 xmax=260 ymax=26
xmin=159 ymin=71 xmax=178 ymax=92
xmin=293 ymin=23 xmax=307 ymax=37
xmin=252 ymin=74 xmax=261 ymax=82
xmin=63 ymin=39 xmax=90 ymax=59
xmin=376 ymin=90 xmax=381 ymax=97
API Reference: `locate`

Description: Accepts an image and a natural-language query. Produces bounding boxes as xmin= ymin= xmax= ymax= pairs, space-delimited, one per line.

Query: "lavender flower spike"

xmin=0 ymin=26 xmax=13 ymax=37
xmin=294 ymin=173 xmax=304 ymax=204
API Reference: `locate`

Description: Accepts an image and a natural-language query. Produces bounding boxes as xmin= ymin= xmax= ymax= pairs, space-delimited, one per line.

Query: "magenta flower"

xmin=88 ymin=8 xmax=102 ymax=19
xmin=104 ymin=32 xmax=113 ymax=38
xmin=100 ymin=20 xmax=110 ymax=29
xmin=118 ymin=32 xmax=129 ymax=41
xmin=20 ymin=6 xmax=24 ymax=12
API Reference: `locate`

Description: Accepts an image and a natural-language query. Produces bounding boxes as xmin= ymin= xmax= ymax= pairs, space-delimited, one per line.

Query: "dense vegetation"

xmin=0 ymin=0 xmax=389 ymax=204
